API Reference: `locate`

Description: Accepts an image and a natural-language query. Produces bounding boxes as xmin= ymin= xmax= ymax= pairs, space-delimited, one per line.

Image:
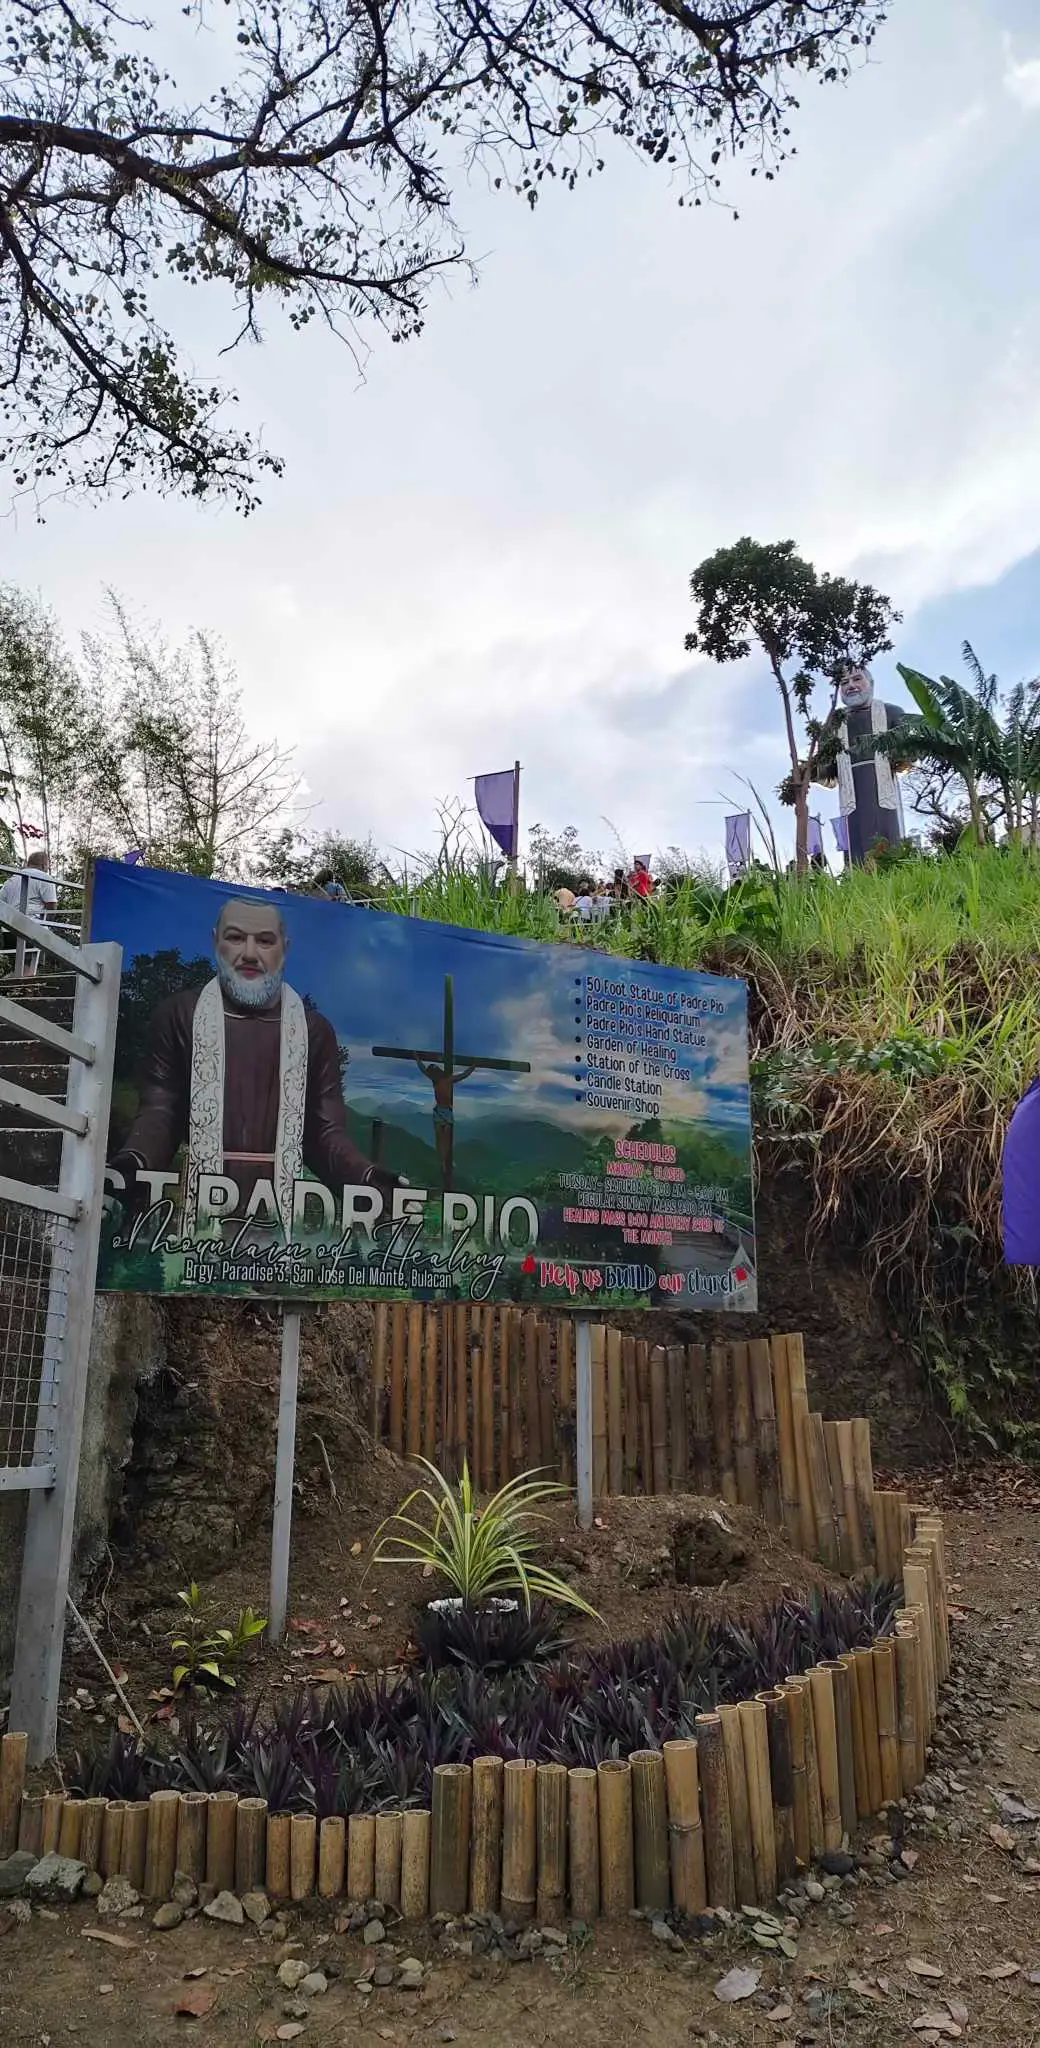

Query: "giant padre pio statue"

xmin=832 ymin=665 xmax=911 ymax=865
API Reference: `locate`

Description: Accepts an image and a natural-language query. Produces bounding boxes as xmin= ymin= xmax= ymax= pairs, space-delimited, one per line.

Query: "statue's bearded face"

xmin=840 ymin=666 xmax=874 ymax=710
xmin=215 ymin=900 xmax=287 ymax=1010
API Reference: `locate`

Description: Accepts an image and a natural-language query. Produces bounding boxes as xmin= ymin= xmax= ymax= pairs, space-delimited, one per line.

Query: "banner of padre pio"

xmin=109 ymin=892 xmax=400 ymax=1234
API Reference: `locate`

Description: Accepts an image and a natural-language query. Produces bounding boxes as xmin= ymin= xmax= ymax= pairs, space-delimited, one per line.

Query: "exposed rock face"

xmin=671 ymin=1514 xmax=747 ymax=1587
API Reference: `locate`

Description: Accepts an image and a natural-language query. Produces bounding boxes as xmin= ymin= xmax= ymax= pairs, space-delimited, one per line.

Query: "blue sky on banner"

xmin=91 ymin=864 xmax=750 ymax=1138
xmin=9 ymin=1 xmax=1040 ymax=868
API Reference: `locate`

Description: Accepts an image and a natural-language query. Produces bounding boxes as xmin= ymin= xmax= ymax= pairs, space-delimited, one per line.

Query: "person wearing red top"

xmin=628 ymin=859 xmax=654 ymax=899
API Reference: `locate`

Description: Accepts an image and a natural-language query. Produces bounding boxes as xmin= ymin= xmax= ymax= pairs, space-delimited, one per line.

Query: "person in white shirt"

xmin=1 ymin=852 xmax=58 ymax=977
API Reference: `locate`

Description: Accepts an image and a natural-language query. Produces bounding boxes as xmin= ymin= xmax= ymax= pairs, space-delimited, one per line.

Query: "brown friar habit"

xmin=120 ymin=983 xmax=376 ymax=1208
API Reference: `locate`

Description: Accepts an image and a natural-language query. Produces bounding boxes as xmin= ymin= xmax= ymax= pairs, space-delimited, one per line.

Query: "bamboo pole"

xmin=423 ymin=1308 xmax=439 ymax=1465
xmin=760 ymin=1691 xmax=796 ymax=1884
xmin=770 ymin=1336 xmax=800 ymax=1543
xmin=836 ymin=1421 xmax=865 ymax=1570
xmin=914 ymin=1518 xmax=950 ymax=1680
xmin=495 ymin=1305 xmax=511 ymax=1484
xmin=502 ymin=1759 xmax=537 ymax=1922
xmin=806 ymin=1413 xmax=840 ymax=1567
xmin=266 ymin=1814 xmax=291 ymax=1900
xmin=648 ymin=1345 xmax=668 ymax=1494
xmin=536 ymin=1763 xmax=569 ymax=1923
xmin=120 ymin=1801 xmax=149 ymax=1892
xmin=824 ymin=1421 xmax=851 ymax=1572
xmin=58 ymin=1799 xmax=83 ymax=1859
xmin=897 ymin=1604 xmax=931 ymax=1757
xmin=318 ymin=1816 xmax=346 ymax=1900
xmin=508 ymin=1309 xmax=524 ymax=1477
xmin=730 ymin=1342 xmax=758 ymax=1511
xmin=736 ymin=1700 xmax=775 ymax=1906
xmin=799 ymin=1675 xmax=825 ymax=1860
xmin=17 ymin=1792 xmax=44 ymax=1859
xmin=785 ymin=1333 xmax=817 ymax=1556
xmin=622 ymin=1334 xmax=639 ymax=1494
xmin=452 ymin=1303 xmax=469 ymax=1479
xmin=824 ymin=1661 xmax=858 ymax=1838
xmin=176 ymin=1792 xmax=208 ymax=1887
xmin=873 ymin=1639 xmax=901 ymax=1804
xmin=908 ymin=1541 xmax=945 ymax=1691
xmin=80 ymin=1798 xmax=108 ymax=1875
xmin=710 ymin=1346 xmax=737 ymax=1507
xmin=557 ymin=1316 xmax=573 ymax=1486
xmin=537 ymin=1319 xmax=555 ymax=1482
xmin=662 ymin=1740 xmax=706 ymax=1914
xmin=99 ymin=1800 xmax=124 ymax=1880
xmin=234 ymin=1797 xmax=267 ymax=1896
xmin=482 ymin=1311 xmax=497 ymax=1492
xmin=401 ymin=1810 xmax=430 ymax=1919
xmin=290 ymin=1813 xmax=317 ymax=1902
xmin=41 ymin=1791 xmax=63 ymax=1855
xmin=607 ymin=1327 xmax=624 ymax=1495
xmin=807 ymin=1669 xmax=842 ymax=1853
xmin=524 ymin=1310 xmax=543 ymax=1467
xmin=630 ymin=1751 xmax=669 ymax=1914
xmin=470 ymin=1754 xmax=504 ymax=1914
xmin=903 ymin=1563 xmax=937 ymax=1726
xmin=838 ymin=1650 xmax=870 ymax=1820
xmin=852 ymin=1648 xmax=883 ymax=1816
xmin=568 ymin=1769 xmax=600 ymax=1923
xmin=718 ymin=1705 xmax=756 ymax=1907
xmin=687 ymin=1342 xmax=713 ymax=1495
xmin=375 ymin=1811 xmax=403 ymax=1909
xmin=695 ymin=1713 xmax=735 ymax=1908
xmin=850 ymin=1419 xmax=876 ymax=1564
xmin=667 ymin=1344 xmax=688 ymax=1492
xmin=347 ymin=1813 xmax=376 ymax=1902
xmin=206 ymin=1791 xmax=238 ymax=1895
xmin=371 ymin=1300 xmax=389 ymax=1441
xmin=636 ymin=1339 xmax=653 ymax=1493
xmin=144 ymin=1789 xmax=180 ymax=1898
xmin=0 ymin=1732 xmax=28 ymax=1858
xmin=592 ymin=1325 xmax=609 ymax=1498
xmin=596 ymin=1759 xmax=634 ymax=1917
xmin=389 ymin=1302 xmax=406 ymax=1455
xmin=874 ymin=1490 xmax=906 ymax=1582
xmin=780 ymin=1680 xmax=810 ymax=1870
xmin=895 ymin=1623 xmax=923 ymax=1792
xmin=470 ymin=1309 xmax=484 ymax=1492
xmin=748 ymin=1338 xmax=780 ymax=1526
xmin=431 ymin=1765 xmax=472 ymax=1916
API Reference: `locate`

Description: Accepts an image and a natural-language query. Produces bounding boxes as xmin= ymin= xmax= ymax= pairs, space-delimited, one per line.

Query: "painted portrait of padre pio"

xmin=109 ymin=896 xmax=401 ymax=1230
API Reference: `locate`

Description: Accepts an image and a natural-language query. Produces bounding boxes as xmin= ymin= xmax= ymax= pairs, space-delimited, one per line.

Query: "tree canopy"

xmin=1 ymin=0 xmax=886 ymax=509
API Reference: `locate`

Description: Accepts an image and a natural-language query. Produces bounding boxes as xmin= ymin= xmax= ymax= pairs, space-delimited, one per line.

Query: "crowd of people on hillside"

xmin=554 ymin=859 xmax=655 ymax=923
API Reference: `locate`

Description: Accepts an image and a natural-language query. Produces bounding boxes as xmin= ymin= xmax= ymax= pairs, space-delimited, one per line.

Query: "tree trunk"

xmin=793 ymin=776 xmax=810 ymax=879
xmin=964 ymin=772 xmax=986 ymax=847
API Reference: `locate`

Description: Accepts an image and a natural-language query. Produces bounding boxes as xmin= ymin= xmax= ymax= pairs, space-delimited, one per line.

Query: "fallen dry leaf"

xmin=847 ymin=1975 xmax=883 ymax=2002
xmin=765 ymin=2001 xmax=793 ymax=2022
xmin=175 ymin=1983 xmax=217 ymax=2018
xmin=908 ymin=1959 xmax=944 ymax=1980
xmin=980 ymin=1962 xmax=1020 ymax=1980
xmin=714 ymin=1966 xmax=761 ymax=2003
xmin=987 ymin=1825 xmax=1018 ymax=1854
xmin=912 ymin=2015 xmax=961 ymax=2039
xmin=82 ymin=1928 xmax=137 ymax=1951
xmin=350 ymin=1540 xmax=363 ymax=1555
xmin=901 ymin=1848 xmax=919 ymax=1870
xmin=276 ymin=2028 xmax=305 ymax=2043
xmin=947 ymin=2003 xmax=970 ymax=2025
xmin=872 ymin=1922 xmax=895 ymax=1937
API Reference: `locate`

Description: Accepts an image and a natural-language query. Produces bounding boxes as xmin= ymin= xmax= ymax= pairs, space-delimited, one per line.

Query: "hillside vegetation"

xmin=385 ymin=848 xmax=1040 ymax=1449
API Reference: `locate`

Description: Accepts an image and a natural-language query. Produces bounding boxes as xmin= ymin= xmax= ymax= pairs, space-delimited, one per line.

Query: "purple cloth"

xmin=1004 ymin=1078 xmax=1040 ymax=1263
xmin=808 ymin=816 xmax=824 ymax=860
xmin=831 ymin=817 xmax=850 ymax=855
xmin=474 ymin=769 xmax=517 ymax=858
xmin=725 ymin=813 xmax=751 ymax=877
xmin=123 ymin=848 xmax=144 ymax=865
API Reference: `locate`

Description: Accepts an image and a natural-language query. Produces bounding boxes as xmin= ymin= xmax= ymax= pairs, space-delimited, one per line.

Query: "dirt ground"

xmin=6 ymin=1487 xmax=1040 ymax=2047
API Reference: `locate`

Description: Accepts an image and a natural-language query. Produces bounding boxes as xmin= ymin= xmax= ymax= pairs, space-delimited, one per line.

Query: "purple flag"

xmin=1004 ymin=1078 xmax=1040 ymax=1263
xmin=725 ymin=813 xmax=751 ymax=878
xmin=808 ymin=816 xmax=824 ymax=860
xmin=830 ymin=817 xmax=850 ymax=855
xmin=123 ymin=848 xmax=144 ymax=865
xmin=474 ymin=769 xmax=518 ymax=859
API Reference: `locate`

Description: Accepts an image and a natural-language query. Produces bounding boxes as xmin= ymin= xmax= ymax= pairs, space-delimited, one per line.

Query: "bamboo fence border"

xmin=0 ymin=1507 xmax=947 ymax=1924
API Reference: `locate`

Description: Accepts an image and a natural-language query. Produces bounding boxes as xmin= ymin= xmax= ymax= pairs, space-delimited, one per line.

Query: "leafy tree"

xmin=80 ymin=597 xmax=298 ymax=877
xmin=0 ymin=585 xmax=98 ymax=867
xmin=256 ymin=825 xmax=381 ymax=896
xmin=686 ymin=538 xmax=899 ymax=875
xmin=1 ymin=1 xmax=887 ymax=509
xmin=877 ymin=647 xmax=1040 ymax=849
xmin=528 ymin=822 xmax=604 ymax=893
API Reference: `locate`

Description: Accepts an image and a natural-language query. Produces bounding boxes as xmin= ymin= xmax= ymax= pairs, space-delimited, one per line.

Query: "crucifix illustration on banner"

xmin=372 ymin=973 xmax=531 ymax=1188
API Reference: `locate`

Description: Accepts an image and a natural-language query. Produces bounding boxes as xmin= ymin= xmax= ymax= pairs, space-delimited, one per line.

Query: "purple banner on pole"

xmin=474 ymin=769 xmax=517 ymax=859
xmin=808 ymin=816 xmax=824 ymax=860
xmin=830 ymin=816 xmax=850 ymax=855
xmin=725 ymin=813 xmax=751 ymax=877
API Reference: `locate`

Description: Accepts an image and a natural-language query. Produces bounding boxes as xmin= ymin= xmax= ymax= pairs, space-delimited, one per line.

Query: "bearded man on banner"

xmin=111 ymin=897 xmax=398 ymax=1228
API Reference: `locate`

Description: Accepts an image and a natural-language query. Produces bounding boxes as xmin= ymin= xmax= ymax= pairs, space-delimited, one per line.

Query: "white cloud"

xmin=1004 ymin=46 xmax=1040 ymax=109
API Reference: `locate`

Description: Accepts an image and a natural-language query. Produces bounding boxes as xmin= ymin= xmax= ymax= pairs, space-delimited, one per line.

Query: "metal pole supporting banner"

xmin=269 ymin=1308 xmax=302 ymax=1644
xmin=575 ymin=1318 xmax=593 ymax=1531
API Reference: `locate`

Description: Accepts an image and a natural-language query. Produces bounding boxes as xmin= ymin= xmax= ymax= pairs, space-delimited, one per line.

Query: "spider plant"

xmin=368 ymin=1459 xmax=600 ymax=1619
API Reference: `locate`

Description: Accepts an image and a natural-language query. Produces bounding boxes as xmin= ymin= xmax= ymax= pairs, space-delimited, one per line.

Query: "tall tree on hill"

xmin=685 ymin=538 xmax=899 ymax=875
xmin=1 ymin=0 xmax=888 ymax=509
xmin=0 ymin=586 xmax=97 ymax=867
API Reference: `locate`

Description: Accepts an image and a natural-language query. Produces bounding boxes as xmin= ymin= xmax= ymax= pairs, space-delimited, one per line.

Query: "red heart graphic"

xmin=521 ymin=1255 xmax=536 ymax=1274
xmin=734 ymin=1266 xmax=749 ymax=1283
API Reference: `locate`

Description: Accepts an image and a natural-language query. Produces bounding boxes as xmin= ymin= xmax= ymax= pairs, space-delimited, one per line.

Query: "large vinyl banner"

xmin=91 ymin=861 xmax=756 ymax=1309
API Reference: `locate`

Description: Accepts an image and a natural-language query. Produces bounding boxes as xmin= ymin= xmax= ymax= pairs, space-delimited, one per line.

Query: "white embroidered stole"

xmin=188 ymin=978 xmax=308 ymax=1231
xmin=837 ymin=701 xmax=898 ymax=816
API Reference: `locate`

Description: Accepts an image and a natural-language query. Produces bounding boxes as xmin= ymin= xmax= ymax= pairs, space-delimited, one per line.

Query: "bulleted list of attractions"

xmin=90 ymin=860 xmax=755 ymax=1308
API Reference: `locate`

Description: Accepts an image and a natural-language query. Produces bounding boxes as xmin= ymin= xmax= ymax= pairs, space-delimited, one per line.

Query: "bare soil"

xmin=5 ymin=1491 xmax=1040 ymax=2047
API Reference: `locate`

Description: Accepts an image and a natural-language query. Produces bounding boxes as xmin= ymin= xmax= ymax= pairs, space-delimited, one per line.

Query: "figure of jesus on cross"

xmin=372 ymin=973 xmax=530 ymax=1189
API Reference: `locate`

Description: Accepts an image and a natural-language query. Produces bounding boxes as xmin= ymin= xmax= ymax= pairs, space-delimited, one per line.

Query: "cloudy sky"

xmin=8 ymin=0 xmax=1040 ymax=870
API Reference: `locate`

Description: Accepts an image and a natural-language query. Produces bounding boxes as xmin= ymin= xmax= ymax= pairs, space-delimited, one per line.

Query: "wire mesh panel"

xmin=0 ymin=1195 xmax=72 ymax=1485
